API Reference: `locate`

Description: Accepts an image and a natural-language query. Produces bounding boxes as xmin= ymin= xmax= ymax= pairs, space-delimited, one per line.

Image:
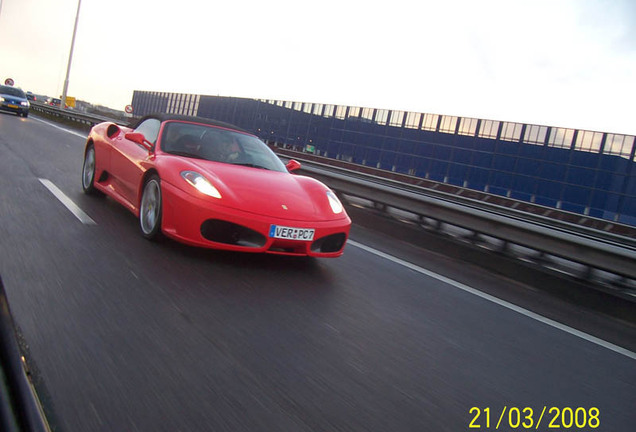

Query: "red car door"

xmin=109 ymin=135 xmax=150 ymax=208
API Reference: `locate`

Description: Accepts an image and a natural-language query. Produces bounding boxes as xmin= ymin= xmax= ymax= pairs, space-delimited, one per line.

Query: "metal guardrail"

xmin=29 ymin=102 xmax=126 ymax=128
xmin=274 ymin=148 xmax=636 ymax=236
xmin=295 ymin=160 xmax=636 ymax=280
xmin=27 ymin=106 xmax=636 ymax=296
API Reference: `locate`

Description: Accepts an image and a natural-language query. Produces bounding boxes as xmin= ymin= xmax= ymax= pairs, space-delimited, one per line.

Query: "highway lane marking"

xmin=348 ymin=239 xmax=636 ymax=361
xmin=38 ymin=179 xmax=96 ymax=225
xmin=31 ymin=116 xmax=88 ymax=139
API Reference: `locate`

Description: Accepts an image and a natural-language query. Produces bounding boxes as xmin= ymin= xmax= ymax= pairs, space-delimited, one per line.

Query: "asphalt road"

xmin=1 ymin=112 xmax=635 ymax=432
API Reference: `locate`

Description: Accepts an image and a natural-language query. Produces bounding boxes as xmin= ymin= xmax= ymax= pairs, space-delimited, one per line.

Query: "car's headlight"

xmin=0 ymin=97 xmax=4 ymax=102
xmin=326 ymin=190 xmax=343 ymax=214
xmin=181 ymin=171 xmax=222 ymax=198
xmin=21 ymin=101 xmax=29 ymax=107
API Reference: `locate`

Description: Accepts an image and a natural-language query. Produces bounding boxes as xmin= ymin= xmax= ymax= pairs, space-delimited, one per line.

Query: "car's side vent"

xmin=106 ymin=124 xmax=121 ymax=139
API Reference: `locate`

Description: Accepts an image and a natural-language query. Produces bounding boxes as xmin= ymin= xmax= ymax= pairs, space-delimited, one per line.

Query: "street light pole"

xmin=61 ymin=0 xmax=81 ymax=109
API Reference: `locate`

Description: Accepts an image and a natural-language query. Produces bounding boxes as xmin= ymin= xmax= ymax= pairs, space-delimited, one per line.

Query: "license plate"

xmin=8 ymin=104 xmax=18 ymax=109
xmin=269 ymin=225 xmax=315 ymax=241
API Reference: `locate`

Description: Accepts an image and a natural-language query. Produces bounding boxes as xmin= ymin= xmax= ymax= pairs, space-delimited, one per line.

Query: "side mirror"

xmin=286 ymin=159 xmax=301 ymax=172
xmin=125 ymin=132 xmax=153 ymax=151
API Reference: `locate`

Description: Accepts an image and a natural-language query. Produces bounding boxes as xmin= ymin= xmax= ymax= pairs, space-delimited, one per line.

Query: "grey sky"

xmin=1 ymin=0 xmax=634 ymax=135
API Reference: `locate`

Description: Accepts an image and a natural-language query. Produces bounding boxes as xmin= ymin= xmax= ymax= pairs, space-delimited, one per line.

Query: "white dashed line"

xmin=39 ymin=179 xmax=96 ymax=225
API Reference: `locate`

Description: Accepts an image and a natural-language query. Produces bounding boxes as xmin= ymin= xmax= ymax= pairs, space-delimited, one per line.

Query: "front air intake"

xmin=311 ymin=233 xmax=347 ymax=253
xmin=200 ymin=219 xmax=267 ymax=247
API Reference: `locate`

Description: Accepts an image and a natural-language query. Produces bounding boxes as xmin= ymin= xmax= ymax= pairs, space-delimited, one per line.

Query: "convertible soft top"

xmin=128 ymin=113 xmax=251 ymax=135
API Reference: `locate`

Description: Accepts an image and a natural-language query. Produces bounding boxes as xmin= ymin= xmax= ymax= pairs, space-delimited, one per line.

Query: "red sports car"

xmin=81 ymin=114 xmax=351 ymax=257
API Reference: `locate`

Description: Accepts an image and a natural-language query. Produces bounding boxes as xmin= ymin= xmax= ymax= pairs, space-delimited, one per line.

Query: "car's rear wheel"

xmin=81 ymin=145 xmax=100 ymax=195
xmin=139 ymin=175 xmax=163 ymax=240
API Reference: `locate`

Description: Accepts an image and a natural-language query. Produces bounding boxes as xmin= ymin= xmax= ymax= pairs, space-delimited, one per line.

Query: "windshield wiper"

xmin=167 ymin=151 xmax=201 ymax=159
xmin=231 ymin=163 xmax=270 ymax=170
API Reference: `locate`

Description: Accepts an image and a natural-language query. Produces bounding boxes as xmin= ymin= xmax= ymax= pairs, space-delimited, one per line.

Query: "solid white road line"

xmin=38 ymin=179 xmax=96 ymax=225
xmin=31 ymin=116 xmax=88 ymax=139
xmin=348 ymin=239 xmax=636 ymax=361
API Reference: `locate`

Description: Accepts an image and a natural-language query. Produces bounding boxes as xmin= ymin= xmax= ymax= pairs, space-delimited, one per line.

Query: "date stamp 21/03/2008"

xmin=469 ymin=406 xmax=600 ymax=430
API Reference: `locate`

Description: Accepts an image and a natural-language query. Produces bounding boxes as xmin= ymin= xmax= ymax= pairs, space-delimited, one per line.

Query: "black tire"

xmin=81 ymin=145 xmax=100 ymax=195
xmin=139 ymin=175 xmax=163 ymax=240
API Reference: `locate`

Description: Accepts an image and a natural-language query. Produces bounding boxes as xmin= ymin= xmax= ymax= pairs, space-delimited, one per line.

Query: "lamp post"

xmin=61 ymin=0 xmax=81 ymax=110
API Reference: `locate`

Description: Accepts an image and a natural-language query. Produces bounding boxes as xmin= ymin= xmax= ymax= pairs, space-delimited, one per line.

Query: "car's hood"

xmin=168 ymin=158 xmax=342 ymax=221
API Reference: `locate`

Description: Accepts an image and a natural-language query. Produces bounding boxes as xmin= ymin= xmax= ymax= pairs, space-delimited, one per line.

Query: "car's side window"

xmin=134 ymin=119 xmax=161 ymax=145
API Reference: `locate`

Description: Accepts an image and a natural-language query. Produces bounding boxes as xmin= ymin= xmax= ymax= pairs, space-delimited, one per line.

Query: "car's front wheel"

xmin=81 ymin=145 xmax=100 ymax=195
xmin=139 ymin=175 xmax=163 ymax=240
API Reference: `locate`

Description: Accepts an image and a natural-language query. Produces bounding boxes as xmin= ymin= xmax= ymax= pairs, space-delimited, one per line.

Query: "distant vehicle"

xmin=25 ymin=91 xmax=37 ymax=101
xmin=46 ymin=97 xmax=62 ymax=107
xmin=0 ymin=85 xmax=29 ymax=117
xmin=81 ymin=114 xmax=351 ymax=257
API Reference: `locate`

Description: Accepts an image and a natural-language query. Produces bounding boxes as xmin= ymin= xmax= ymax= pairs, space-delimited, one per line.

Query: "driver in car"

xmin=217 ymin=136 xmax=243 ymax=162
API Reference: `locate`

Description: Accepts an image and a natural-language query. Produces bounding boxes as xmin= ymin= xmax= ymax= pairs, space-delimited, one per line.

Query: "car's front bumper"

xmin=161 ymin=181 xmax=351 ymax=257
xmin=0 ymin=102 xmax=28 ymax=116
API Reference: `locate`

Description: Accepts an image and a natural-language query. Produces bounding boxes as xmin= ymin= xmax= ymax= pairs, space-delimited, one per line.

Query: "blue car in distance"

xmin=0 ymin=85 xmax=30 ymax=117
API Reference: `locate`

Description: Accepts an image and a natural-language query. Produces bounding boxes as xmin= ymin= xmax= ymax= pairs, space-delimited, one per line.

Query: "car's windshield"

xmin=0 ymin=86 xmax=26 ymax=98
xmin=159 ymin=121 xmax=287 ymax=172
